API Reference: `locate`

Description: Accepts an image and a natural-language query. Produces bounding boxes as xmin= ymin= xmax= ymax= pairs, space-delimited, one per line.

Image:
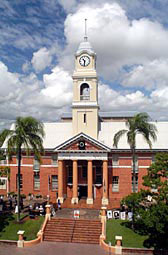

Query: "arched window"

xmin=80 ymin=83 xmax=90 ymax=101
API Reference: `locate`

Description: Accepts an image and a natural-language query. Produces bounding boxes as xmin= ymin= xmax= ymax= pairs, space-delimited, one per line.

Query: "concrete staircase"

xmin=71 ymin=219 xmax=102 ymax=244
xmin=43 ymin=218 xmax=102 ymax=244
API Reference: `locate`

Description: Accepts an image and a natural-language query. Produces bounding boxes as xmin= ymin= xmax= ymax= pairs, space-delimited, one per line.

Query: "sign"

xmin=128 ymin=211 xmax=133 ymax=221
xmin=147 ymin=195 xmax=152 ymax=202
xmin=113 ymin=210 xmax=120 ymax=219
xmin=15 ymin=205 xmax=18 ymax=214
xmin=107 ymin=210 xmax=112 ymax=219
xmin=74 ymin=210 xmax=80 ymax=219
xmin=120 ymin=211 xmax=126 ymax=220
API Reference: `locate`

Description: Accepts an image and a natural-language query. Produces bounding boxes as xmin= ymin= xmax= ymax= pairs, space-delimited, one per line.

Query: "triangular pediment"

xmin=54 ymin=132 xmax=111 ymax=151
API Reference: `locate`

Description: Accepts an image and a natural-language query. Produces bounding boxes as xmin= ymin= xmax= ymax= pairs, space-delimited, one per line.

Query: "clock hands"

xmin=79 ymin=55 xmax=90 ymax=67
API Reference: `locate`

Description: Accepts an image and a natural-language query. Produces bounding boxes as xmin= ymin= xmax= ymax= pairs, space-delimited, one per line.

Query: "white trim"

xmin=118 ymin=157 xmax=132 ymax=159
xmin=139 ymin=166 xmax=150 ymax=168
xmin=110 ymin=166 xmax=149 ymax=169
xmin=58 ymin=152 xmax=108 ymax=160
xmin=8 ymin=164 xmax=58 ymax=168
xmin=138 ymin=157 xmax=152 ymax=159
xmin=55 ymin=132 xmax=111 ymax=151
xmin=72 ymin=102 xmax=98 ymax=107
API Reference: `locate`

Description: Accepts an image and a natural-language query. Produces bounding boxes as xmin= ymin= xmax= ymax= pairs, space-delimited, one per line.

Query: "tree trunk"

xmin=132 ymin=146 xmax=136 ymax=193
xmin=132 ymin=145 xmax=136 ymax=229
xmin=17 ymin=147 xmax=21 ymax=222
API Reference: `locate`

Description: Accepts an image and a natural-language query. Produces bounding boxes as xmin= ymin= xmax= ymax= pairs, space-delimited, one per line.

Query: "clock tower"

xmin=72 ymin=22 xmax=99 ymax=139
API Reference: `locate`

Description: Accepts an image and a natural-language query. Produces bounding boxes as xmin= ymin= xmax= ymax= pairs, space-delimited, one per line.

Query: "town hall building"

xmin=1 ymin=32 xmax=168 ymax=208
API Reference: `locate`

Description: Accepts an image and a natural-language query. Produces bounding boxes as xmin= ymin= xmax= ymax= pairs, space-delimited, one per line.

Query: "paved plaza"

xmin=0 ymin=242 xmax=108 ymax=255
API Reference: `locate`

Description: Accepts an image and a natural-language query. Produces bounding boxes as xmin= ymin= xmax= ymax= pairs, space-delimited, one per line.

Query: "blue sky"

xmin=0 ymin=0 xmax=168 ymax=130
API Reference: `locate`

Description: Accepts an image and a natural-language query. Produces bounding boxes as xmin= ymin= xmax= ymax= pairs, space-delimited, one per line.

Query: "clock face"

xmin=79 ymin=56 xmax=90 ymax=67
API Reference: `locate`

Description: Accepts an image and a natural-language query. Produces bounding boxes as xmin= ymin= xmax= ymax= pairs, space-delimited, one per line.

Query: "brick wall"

xmin=0 ymin=152 xmax=153 ymax=206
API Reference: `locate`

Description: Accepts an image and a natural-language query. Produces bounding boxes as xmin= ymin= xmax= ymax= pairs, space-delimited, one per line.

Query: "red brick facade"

xmin=0 ymin=144 xmax=154 ymax=208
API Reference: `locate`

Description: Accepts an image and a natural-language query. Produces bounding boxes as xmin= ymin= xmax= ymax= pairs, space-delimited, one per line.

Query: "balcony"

xmin=80 ymin=95 xmax=90 ymax=101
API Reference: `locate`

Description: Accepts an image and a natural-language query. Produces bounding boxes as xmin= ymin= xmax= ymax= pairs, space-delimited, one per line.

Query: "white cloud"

xmin=0 ymin=61 xmax=20 ymax=99
xmin=0 ymin=61 xmax=73 ymax=126
xmin=59 ymin=3 xmax=168 ymax=87
xmin=2 ymin=1 xmax=168 ymax=127
xmin=41 ymin=66 xmax=73 ymax=107
xmin=122 ymin=59 xmax=168 ymax=89
xmin=22 ymin=61 xmax=31 ymax=73
xmin=31 ymin=47 xmax=53 ymax=72
xmin=98 ymin=83 xmax=150 ymax=112
xmin=58 ymin=0 xmax=77 ymax=12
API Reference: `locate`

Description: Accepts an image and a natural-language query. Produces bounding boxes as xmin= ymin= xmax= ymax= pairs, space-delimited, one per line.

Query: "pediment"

xmin=54 ymin=132 xmax=110 ymax=152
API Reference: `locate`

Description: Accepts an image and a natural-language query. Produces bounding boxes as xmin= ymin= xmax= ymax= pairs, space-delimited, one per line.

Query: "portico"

xmin=57 ymin=152 xmax=109 ymax=205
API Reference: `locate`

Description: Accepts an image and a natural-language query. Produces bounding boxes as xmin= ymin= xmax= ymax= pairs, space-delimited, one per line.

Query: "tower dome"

xmin=76 ymin=40 xmax=95 ymax=56
xmin=76 ymin=19 xmax=96 ymax=56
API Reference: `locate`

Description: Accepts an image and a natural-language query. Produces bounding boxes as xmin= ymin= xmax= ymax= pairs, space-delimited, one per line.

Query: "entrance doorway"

xmin=78 ymin=185 xmax=87 ymax=199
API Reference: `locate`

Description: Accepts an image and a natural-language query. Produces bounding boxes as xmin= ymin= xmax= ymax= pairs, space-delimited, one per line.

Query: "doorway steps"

xmin=59 ymin=198 xmax=120 ymax=209
xmin=43 ymin=218 xmax=102 ymax=244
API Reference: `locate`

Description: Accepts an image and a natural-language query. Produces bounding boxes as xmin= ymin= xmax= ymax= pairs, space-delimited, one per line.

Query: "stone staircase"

xmin=43 ymin=218 xmax=102 ymax=244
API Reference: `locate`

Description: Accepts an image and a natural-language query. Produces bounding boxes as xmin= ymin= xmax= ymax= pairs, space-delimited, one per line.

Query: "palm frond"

xmin=0 ymin=129 xmax=14 ymax=147
xmin=113 ymin=129 xmax=128 ymax=148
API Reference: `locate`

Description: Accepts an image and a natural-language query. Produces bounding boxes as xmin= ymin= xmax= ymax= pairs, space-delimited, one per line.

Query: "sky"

xmin=1 ymin=0 xmax=168 ymax=130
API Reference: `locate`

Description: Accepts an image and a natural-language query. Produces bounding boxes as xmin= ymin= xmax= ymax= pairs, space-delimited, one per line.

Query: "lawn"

xmin=0 ymin=213 xmax=44 ymax=241
xmin=106 ymin=219 xmax=148 ymax=248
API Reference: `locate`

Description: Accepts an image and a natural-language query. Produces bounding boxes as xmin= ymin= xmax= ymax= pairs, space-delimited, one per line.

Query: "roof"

xmin=98 ymin=121 xmax=168 ymax=150
xmin=2 ymin=122 xmax=73 ymax=150
xmin=61 ymin=111 xmax=137 ymax=119
xmin=42 ymin=122 xmax=72 ymax=149
xmin=2 ymin=120 xmax=168 ymax=151
xmin=54 ymin=132 xmax=111 ymax=151
xmin=76 ymin=40 xmax=95 ymax=56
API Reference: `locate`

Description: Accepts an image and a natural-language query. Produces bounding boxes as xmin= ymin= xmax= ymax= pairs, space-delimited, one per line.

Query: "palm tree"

xmin=0 ymin=116 xmax=44 ymax=222
xmin=113 ymin=112 xmax=157 ymax=193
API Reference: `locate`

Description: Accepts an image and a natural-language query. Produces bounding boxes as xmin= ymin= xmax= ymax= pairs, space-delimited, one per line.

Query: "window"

xmin=34 ymin=157 xmax=40 ymax=171
xmin=82 ymin=166 xmax=87 ymax=178
xmin=112 ymin=176 xmax=119 ymax=192
xmin=112 ymin=155 xmax=119 ymax=166
xmin=84 ymin=113 xmax=86 ymax=123
xmin=95 ymin=166 xmax=102 ymax=184
xmin=67 ymin=166 xmax=73 ymax=184
xmin=80 ymin=83 xmax=90 ymax=101
xmin=52 ymin=154 xmax=58 ymax=165
xmin=132 ymin=173 xmax=138 ymax=192
xmin=16 ymin=174 xmax=23 ymax=190
xmin=52 ymin=175 xmax=58 ymax=190
xmin=78 ymin=141 xmax=85 ymax=150
xmin=34 ymin=172 xmax=40 ymax=190
xmin=132 ymin=156 xmax=138 ymax=173
xmin=0 ymin=178 xmax=7 ymax=189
